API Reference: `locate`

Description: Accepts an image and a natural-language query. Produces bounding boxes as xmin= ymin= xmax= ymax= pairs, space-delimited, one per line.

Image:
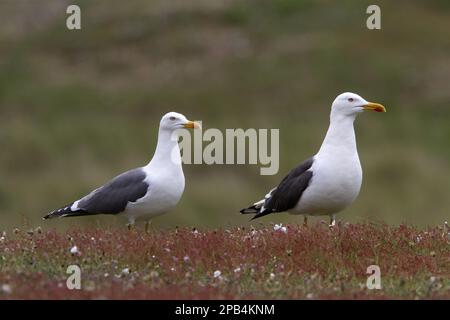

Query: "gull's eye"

xmin=348 ymin=97 xmax=354 ymax=102
xmin=169 ymin=116 xmax=176 ymax=121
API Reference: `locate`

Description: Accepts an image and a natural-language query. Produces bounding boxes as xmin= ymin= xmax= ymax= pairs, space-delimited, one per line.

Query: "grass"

xmin=0 ymin=222 xmax=449 ymax=299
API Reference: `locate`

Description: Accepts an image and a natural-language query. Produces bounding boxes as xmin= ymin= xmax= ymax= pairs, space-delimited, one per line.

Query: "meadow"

xmin=0 ymin=223 xmax=449 ymax=299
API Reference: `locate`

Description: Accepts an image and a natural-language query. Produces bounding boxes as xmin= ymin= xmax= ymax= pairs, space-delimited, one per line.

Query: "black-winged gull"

xmin=240 ymin=92 xmax=386 ymax=228
xmin=44 ymin=112 xmax=200 ymax=229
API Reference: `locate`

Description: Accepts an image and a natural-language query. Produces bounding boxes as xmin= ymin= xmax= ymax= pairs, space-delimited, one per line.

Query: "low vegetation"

xmin=0 ymin=223 xmax=448 ymax=299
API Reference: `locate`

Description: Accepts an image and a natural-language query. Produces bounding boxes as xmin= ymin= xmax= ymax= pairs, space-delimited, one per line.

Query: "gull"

xmin=240 ymin=92 xmax=386 ymax=228
xmin=44 ymin=112 xmax=200 ymax=230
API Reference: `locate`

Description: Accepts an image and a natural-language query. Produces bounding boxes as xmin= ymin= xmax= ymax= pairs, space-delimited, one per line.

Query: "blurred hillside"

xmin=0 ymin=0 xmax=449 ymax=230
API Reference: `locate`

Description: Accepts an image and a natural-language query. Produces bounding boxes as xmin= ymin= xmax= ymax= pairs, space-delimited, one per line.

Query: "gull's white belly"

xmin=291 ymin=154 xmax=362 ymax=216
xmin=120 ymin=168 xmax=185 ymax=222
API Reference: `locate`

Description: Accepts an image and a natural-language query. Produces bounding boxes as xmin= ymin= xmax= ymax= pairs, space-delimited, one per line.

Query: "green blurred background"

xmin=0 ymin=0 xmax=449 ymax=230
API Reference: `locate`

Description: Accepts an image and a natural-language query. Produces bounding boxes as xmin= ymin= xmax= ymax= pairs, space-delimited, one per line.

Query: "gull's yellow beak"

xmin=183 ymin=120 xmax=201 ymax=129
xmin=363 ymin=102 xmax=386 ymax=113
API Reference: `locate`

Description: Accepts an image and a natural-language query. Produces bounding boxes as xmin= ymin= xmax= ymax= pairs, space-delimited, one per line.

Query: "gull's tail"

xmin=240 ymin=204 xmax=260 ymax=214
xmin=240 ymin=199 xmax=271 ymax=220
xmin=43 ymin=203 xmax=87 ymax=220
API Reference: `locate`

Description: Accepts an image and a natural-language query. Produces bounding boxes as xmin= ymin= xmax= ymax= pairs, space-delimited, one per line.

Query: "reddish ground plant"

xmin=0 ymin=223 xmax=449 ymax=299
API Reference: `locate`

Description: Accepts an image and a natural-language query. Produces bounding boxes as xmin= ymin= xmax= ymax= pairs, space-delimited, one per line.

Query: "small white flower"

xmin=306 ymin=293 xmax=314 ymax=299
xmin=171 ymin=267 xmax=176 ymax=272
xmin=234 ymin=267 xmax=241 ymax=273
xmin=0 ymin=236 xmax=5 ymax=242
xmin=1 ymin=284 xmax=12 ymax=294
xmin=274 ymin=224 xmax=287 ymax=233
xmin=183 ymin=255 xmax=190 ymax=262
xmin=269 ymin=273 xmax=275 ymax=280
xmin=121 ymin=268 xmax=130 ymax=275
xmin=70 ymin=245 xmax=79 ymax=255
xmin=213 ymin=270 xmax=221 ymax=278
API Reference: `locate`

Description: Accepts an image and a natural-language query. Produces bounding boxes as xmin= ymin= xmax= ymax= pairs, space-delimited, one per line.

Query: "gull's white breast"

xmin=121 ymin=165 xmax=185 ymax=221
xmin=291 ymin=150 xmax=362 ymax=216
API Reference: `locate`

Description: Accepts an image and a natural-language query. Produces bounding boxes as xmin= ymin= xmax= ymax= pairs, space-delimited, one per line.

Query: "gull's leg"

xmin=145 ymin=220 xmax=152 ymax=234
xmin=303 ymin=216 xmax=308 ymax=227
xmin=127 ymin=217 xmax=136 ymax=231
xmin=329 ymin=214 xmax=336 ymax=230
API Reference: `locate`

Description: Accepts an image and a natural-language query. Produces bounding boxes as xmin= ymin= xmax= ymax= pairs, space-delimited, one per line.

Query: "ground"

xmin=0 ymin=222 xmax=449 ymax=299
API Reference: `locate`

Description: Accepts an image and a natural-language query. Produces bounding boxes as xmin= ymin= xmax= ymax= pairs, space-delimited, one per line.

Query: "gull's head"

xmin=331 ymin=92 xmax=386 ymax=118
xmin=159 ymin=112 xmax=201 ymax=131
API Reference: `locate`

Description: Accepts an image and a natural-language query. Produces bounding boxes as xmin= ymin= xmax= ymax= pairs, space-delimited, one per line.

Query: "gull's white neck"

xmin=317 ymin=112 xmax=358 ymax=157
xmin=146 ymin=128 xmax=182 ymax=170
